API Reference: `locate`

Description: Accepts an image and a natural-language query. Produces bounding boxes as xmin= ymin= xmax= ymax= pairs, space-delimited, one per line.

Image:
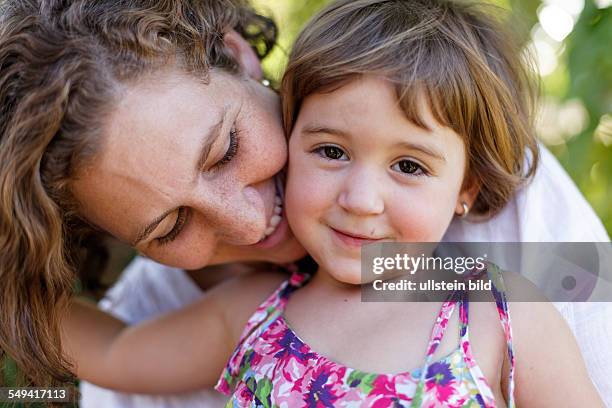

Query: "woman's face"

xmin=72 ymin=69 xmax=304 ymax=269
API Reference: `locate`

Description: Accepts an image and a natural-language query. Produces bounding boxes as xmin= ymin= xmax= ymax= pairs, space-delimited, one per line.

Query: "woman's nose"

xmin=190 ymin=184 xmax=265 ymax=243
xmin=337 ymin=167 xmax=385 ymax=216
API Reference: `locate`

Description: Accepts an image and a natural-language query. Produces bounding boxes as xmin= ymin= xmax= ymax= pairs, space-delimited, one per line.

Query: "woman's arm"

xmin=511 ymin=300 xmax=605 ymax=406
xmin=61 ymin=270 xmax=286 ymax=394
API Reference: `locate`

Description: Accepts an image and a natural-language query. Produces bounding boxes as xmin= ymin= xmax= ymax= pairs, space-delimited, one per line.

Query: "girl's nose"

xmin=337 ymin=167 xmax=385 ymax=216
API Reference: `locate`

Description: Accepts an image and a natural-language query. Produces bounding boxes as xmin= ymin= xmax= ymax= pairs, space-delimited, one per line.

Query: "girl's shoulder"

xmin=205 ymin=267 xmax=292 ymax=343
xmin=472 ymin=264 xmax=552 ymax=337
xmin=490 ymin=266 xmax=604 ymax=405
xmin=486 ymin=265 xmax=553 ymax=330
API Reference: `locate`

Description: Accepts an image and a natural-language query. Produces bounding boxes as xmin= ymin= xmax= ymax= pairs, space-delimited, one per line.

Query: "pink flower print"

xmin=367 ymin=375 xmax=405 ymax=408
xmin=303 ymin=363 xmax=346 ymax=407
xmin=425 ymin=361 xmax=455 ymax=403
xmin=234 ymin=383 xmax=255 ymax=406
xmin=272 ymin=328 xmax=317 ymax=382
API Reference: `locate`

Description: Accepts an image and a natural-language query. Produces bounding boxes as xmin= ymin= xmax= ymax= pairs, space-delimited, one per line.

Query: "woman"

xmin=0 ymin=0 xmax=303 ymax=387
xmin=0 ymin=0 xmax=608 ymax=406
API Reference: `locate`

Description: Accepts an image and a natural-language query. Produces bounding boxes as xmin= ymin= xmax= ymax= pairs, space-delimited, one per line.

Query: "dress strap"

xmin=487 ymin=264 xmax=516 ymax=408
xmin=409 ymin=290 xmax=462 ymax=408
xmin=234 ymin=266 xmax=307 ymax=345
xmin=458 ymin=264 xmax=516 ymax=408
xmin=216 ymin=266 xmax=308 ymax=393
xmin=457 ymin=289 xmax=496 ymax=408
xmin=414 ymin=293 xmax=461 ymax=377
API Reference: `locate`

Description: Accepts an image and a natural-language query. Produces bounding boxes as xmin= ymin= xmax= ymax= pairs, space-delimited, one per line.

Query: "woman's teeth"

xmin=263 ymin=194 xmax=283 ymax=238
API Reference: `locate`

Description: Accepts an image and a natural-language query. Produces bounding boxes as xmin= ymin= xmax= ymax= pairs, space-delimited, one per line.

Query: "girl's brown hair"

xmin=0 ymin=0 xmax=276 ymax=386
xmin=282 ymin=0 xmax=539 ymax=215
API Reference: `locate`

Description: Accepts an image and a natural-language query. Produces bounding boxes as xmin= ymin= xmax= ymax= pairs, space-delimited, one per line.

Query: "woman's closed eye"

xmin=213 ymin=127 xmax=240 ymax=169
xmin=312 ymin=144 xmax=349 ymax=161
xmin=156 ymin=207 xmax=189 ymax=245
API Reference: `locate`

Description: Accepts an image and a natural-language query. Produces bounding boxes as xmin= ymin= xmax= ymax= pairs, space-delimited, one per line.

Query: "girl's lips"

xmin=330 ymin=227 xmax=384 ymax=248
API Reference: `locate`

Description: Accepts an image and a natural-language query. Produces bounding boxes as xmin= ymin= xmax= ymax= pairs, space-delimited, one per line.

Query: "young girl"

xmin=64 ymin=0 xmax=603 ymax=406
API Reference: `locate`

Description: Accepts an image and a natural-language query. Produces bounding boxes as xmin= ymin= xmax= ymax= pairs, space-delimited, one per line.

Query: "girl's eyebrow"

xmin=301 ymin=124 xmax=350 ymax=139
xmin=394 ymin=141 xmax=446 ymax=162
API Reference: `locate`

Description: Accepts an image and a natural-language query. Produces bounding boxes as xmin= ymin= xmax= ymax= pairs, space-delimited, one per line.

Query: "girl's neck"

xmin=305 ymin=265 xmax=429 ymax=303
xmin=304 ymin=267 xmax=363 ymax=300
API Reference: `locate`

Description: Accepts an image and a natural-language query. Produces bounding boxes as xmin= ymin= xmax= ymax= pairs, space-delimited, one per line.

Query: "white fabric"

xmin=79 ymin=257 xmax=227 ymax=408
xmin=445 ymin=145 xmax=611 ymax=405
xmin=444 ymin=146 xmax=609 ymax=242
xmin=81 ymin=145 xmax=610 ymax=407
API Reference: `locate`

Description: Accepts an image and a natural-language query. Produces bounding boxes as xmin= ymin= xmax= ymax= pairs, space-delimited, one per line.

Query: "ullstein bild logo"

xmin=361 ymin=242 xmax=612 ymax=302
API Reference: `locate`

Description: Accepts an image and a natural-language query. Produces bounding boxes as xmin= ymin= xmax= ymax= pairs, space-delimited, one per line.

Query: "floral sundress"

xmin=216 ymin=264 xmax=515 ymax=407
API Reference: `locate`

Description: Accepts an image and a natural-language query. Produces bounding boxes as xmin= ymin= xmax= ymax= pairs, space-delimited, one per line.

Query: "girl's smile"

xmin=329 ymin=226 xmax=388 ymax=249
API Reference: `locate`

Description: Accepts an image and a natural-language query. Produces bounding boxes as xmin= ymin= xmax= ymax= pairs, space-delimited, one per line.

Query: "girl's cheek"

xmin=390 ymin=188 xmax=455 ymax=242
xmin=287 ymin=166 xmax=329 ymax=216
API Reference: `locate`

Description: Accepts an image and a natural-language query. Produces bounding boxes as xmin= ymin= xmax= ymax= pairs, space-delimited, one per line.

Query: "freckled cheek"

xmin=141 ymin=222 xmax=218 ymax=270
xmin=245 ymin=109 xmax=288 ymax=177
xmin=143 ymin=245 xmax=214 ymax=270
xmin=261 ymin=132 xmax=287 ymax=174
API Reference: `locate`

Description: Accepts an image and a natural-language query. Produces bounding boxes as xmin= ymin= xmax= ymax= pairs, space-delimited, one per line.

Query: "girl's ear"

xmin=455 ymin=176 xmax=480 ymax=217
xmin=224 ymin=29 xmax=263 ymax=81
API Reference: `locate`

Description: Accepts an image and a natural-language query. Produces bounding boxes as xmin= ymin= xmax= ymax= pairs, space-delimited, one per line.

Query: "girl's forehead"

xmin=297 ymin=77 xmax=453 ymax=142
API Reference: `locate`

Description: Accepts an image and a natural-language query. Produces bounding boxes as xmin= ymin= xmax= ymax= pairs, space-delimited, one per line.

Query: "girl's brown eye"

xmin=157 ymin=207 xmax=188 ymax=245
xmin=324 ymin=146 xmax=344 ymax=160
xmin=392 ymin=159 xmax=427 ymax=176
xmin=313 ymin=144 xmax=348 ymax=161
xmin=399 ymin=160 xmax=418 ymax=173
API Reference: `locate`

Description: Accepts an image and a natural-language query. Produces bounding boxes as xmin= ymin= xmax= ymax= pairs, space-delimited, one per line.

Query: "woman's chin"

xmin=266 ymin=236 xmax=307 ymax=263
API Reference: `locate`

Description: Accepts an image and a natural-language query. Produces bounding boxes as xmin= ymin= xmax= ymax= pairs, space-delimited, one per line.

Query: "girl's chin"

xmin=321 ymin=263 xmax=363 ymax=286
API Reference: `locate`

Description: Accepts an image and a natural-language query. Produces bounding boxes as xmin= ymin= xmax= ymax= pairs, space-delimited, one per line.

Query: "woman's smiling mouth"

xmin=252 ymin=176 xmax=287 ymax=248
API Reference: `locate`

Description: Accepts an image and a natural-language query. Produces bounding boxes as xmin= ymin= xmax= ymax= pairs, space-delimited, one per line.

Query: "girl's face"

xmin=72 ymin=69 xmax=304 ymax=269
xmin=286 ymin=76 xmax=475 ymax=284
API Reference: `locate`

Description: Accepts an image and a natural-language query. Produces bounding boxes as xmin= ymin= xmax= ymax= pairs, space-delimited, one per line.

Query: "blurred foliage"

xmin=0 ymin=358 xmax=44 ymax=408
xmin=253 ymin=0 xmax=611 ymax=236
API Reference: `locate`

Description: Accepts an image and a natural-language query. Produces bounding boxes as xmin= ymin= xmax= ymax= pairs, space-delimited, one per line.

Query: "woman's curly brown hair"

xmin=0 ymin=0 xmax=276 ymax=387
